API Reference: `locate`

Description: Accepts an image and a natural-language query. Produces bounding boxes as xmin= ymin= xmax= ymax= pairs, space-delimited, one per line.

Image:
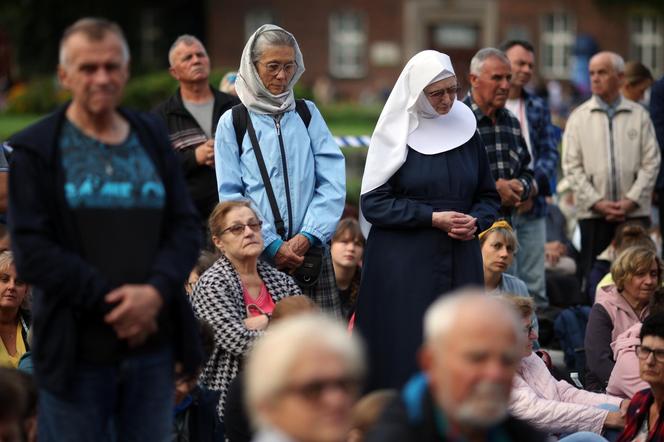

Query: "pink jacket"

xmin=606 ymin=322 xmax=648 ymax=399
xmin=595 ymin=285 xmax=648 ymax=343
xmin=510 ymin=352 xmax=623 ymax=434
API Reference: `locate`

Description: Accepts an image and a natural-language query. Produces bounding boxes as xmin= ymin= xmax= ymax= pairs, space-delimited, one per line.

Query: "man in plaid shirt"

xmin=498 ymin=40 xmax=561 ymax=308
xmin=462 ymin=48 xmax=536 ymax=224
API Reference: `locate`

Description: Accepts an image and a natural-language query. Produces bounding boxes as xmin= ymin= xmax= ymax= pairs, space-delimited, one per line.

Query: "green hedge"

xmin=5 ymin=77 xmax=68 ymax=114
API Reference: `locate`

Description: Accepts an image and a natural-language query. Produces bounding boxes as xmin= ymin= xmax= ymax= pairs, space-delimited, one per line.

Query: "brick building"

xmin=207 ymin=0 xmax=663 ymax=101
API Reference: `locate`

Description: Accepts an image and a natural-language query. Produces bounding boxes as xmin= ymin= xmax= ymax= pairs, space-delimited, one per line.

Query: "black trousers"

xmin=578 ymin=216 xmax=650 ymax=289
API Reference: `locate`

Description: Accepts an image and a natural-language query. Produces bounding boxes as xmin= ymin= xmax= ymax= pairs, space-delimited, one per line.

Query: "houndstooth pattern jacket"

xmin=191 ymin=254 xmax=301 ymax=421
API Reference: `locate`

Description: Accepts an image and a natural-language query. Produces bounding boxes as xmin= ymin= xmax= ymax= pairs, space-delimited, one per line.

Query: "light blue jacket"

xmin=215 ymin=100 xmax=346 ymax=256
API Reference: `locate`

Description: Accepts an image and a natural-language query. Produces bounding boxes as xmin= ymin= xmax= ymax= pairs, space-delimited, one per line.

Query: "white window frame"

xmin=630 ymin=14 xmax=664 ymax=78
xmin=540 ymin=12 xmax=576 ymax=79
xmin=329 ymin=11 xmax=368 ymax=79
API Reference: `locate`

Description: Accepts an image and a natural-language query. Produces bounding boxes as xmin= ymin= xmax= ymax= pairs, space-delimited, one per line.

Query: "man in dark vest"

xmin=154 ymin=35 xmax=239 ymax=239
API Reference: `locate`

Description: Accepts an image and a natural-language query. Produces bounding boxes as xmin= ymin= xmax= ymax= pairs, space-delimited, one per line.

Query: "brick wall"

xmin=207 ymin=0 xmax=405 ymax=101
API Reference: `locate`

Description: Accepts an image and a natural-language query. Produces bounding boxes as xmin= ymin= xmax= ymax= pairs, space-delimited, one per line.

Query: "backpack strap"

xmin=245 ymin=114 xmax=287 ymax=239
xmin=294 ymin=99 xmax=312 ymax=128
xmin=231 ymin=104 xmax=248 ymax=156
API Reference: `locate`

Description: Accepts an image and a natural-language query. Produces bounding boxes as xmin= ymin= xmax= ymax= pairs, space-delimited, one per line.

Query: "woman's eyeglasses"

xmin=425 ymin=86 xmax=460 ymax=100
xmin=279 ymin=376 xmax=361 ymax=402
xmin=257 ymin=61 xmax=297 ymax=76
xmin=635 ymin=344 xmax=664 ymax=363
xmin=220 ymin=220 xmax=263 ymax=236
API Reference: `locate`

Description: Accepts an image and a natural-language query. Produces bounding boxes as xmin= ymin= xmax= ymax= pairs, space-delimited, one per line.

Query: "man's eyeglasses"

xmin=635 ymin=345 xmax=664 ymax=363
xmin=257 ymin=61 xmax=298 ymax=76
xmin=425 ymin=85 xmax=460 ymax=100
xmin=220 ymin=220 xmax=263 ymax=236
xmin=279 ymin=376 xmax=361 ymax=402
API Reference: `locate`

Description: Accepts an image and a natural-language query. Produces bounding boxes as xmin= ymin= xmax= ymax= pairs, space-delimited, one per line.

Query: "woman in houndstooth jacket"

xmin=191 ymin=200 xmax=302 ymax=423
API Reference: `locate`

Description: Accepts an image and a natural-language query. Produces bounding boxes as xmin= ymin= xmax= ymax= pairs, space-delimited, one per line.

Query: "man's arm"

xmin=152 ymin=103 xmax=213 ymax=175
xmin=507 ymin=114 xmax=536 ymax=200
xmin=562 ymin=114 xmax=604 ymax=212
xmin=624 ymin=112 xmax=661 ymax=209
xmin=529 ymin=97 xmax=560 ymax=197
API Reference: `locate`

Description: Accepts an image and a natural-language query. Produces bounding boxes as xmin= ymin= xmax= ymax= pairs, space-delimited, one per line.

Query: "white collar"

xmin=407 ymin=99 xmax=476 ymax=155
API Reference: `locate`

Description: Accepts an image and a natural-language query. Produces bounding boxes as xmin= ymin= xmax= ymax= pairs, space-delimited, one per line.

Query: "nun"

xmin=355 ymin=50 xmax=500 ymax=390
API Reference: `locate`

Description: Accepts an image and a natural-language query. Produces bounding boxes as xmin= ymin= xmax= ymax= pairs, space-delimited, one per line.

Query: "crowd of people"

xmin=2 ymin=14 xmax=664 ymax=442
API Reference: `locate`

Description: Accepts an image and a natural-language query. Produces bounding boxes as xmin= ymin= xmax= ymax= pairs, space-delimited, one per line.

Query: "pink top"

xmin=510 ymin=352 xmax=622 ymax=434
xmin=243 ymin=283 xmax=275 ymax=317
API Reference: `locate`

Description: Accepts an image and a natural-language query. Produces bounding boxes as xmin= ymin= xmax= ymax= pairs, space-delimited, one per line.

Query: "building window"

xmin=630 ymin=14 xmax=664 ymax=77
xmin=329 ymin=12 xmax=367 ymax=79
xmin=245 ymin=9 xmax=275 ymax=41
xmin=540 ymin=12 xmax=575 ymax=79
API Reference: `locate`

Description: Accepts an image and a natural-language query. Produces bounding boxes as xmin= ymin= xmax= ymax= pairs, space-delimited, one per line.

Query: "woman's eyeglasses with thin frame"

xmin=278 ymin=376 xmax=362 ymax=402
xmin=220 ymin=220 xmax=263 ymax=236
xmin=425 ymin=85 xmax=460 ymax=100
xmin=256 ymin=61 xmax=298 ymax=77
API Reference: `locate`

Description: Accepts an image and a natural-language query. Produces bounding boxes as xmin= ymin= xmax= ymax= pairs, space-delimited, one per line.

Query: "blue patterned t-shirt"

xmin=60 ymin=120 xmax=165 ymax=210
xmin=58 ymin=119 xmax=168 ymax=363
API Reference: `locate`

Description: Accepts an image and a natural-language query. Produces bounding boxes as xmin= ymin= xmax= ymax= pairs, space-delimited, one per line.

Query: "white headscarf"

xmin=235 ymin=24 xmax=306 ymax=115
xmin=360 ymin=50 xmax=477 ymax=195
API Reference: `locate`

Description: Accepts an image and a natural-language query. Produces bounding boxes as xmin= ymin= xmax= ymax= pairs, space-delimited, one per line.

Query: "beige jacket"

xmin=562 ymin=95 xmax=660 ymax=219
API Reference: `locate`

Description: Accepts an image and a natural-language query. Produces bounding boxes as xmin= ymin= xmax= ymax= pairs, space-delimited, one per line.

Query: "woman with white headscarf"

xmin=355 ymin=50 xmax=500 ymax=390
xmin=214 ymin=25 xmax=346 ymax=317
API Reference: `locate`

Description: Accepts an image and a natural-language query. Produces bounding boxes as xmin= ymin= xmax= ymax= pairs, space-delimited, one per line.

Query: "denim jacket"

xmin=215 ymin=100 xmax=345 ymax=256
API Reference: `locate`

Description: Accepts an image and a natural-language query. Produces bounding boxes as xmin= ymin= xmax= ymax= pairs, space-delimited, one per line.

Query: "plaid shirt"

xmin=463 ymin=94 xmax=535 ymax=210
xmin=617 ymin=388 xmax=664 ymax=441
xmin=522 ymin=89 xmax=561 ymax=218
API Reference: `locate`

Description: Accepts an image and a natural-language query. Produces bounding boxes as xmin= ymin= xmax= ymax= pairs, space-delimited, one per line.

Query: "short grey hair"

xmin=251 ymin=29 xmax=297 ymax=63
xmin=168 ymin=34 xmax=206 ymax=66
xmin=591 ymin=51 xmax=625 ymax=74
xmin=423 ymin=288 xmax=524 ymax=349
xmin=245 ymin=314 xmax=365 ymax=429
xmin=469 ymin=48 xmax=510 ymax=76
xmin=59 ymin=17 xmax=130 ymax=67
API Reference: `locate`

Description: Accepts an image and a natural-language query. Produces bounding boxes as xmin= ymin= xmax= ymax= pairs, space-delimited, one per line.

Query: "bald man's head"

xmin=420 ymin=289 xmax=522 ymax=430
xmin=589 ymin=51 xmax=625 ymax=103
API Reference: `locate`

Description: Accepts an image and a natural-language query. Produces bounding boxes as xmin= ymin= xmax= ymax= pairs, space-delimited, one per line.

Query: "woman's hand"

xmin=432 ymin=212 xmax=477 ymax=241
xmin=244 ymin=314 xmax=269 ymax=331
xmin=604 ymin=411 xmax=625 ymax=429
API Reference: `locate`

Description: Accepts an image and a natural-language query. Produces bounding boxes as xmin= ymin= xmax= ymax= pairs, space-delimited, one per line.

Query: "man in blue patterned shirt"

xmin=498 ymin=40 xmax=561 ymax=308
xmin=462 ymin=48 xmax=536 ymax=223
xmin=8 ymin=18 xmax=202 ymax=442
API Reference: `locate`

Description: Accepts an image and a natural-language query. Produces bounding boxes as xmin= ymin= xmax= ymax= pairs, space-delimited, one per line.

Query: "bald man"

xmin=366 ymin=290 xmax=548 ymax=441
xmin=562 ymin=51 xmax=660 ymax=286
